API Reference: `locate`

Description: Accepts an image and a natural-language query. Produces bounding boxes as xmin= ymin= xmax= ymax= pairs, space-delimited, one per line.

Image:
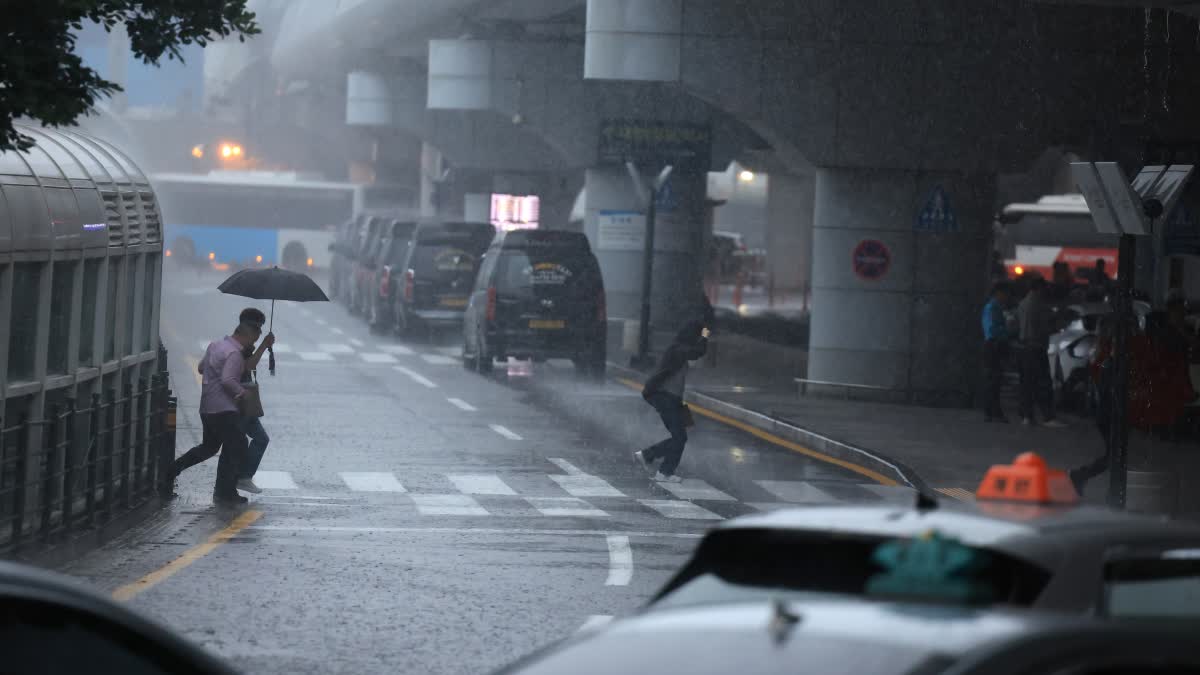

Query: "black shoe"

xmin=213 ymin=493 xmax=249 ymax=506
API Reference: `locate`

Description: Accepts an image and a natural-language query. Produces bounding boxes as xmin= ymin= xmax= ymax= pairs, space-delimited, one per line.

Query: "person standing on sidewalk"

xmin=981 ymin=282 xmax=1012 ymax=423
xmin=633 ymin=320 xmax=709 ymax=482
xmin=1016 ymin=277 xmax=1065 ymax=427
xmin=235 ymin=308 xmax=274 ymax=494
xmin=172 ymin=321 xmax=261 ymax=505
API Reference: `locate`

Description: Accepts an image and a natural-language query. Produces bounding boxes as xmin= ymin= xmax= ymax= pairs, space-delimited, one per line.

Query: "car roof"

xmin=714 ymin=502 xmax=1200 ymax=568
xmin=503 ymin=596 xmax=1094 ymax=675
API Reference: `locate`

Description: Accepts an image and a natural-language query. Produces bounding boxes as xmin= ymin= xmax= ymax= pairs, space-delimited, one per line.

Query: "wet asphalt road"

xmin=59 ymin=264 xmax=909 ymax=675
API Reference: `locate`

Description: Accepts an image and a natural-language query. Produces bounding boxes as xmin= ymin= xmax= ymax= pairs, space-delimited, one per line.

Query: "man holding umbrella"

xmin=174 ymin=320 xmax=268 ymax=505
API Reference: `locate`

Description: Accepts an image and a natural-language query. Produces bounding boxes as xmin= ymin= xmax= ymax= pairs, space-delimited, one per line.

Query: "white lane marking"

xmin=394 ymin=366 xmax=437 ymax=388
xmin=549 ymin=475 xmax=624 ymax=498
xmin=489 ymin=424 xmax=523 ymax=440
xmin=578 ymin=615 xmax=614 ymax=632
xmin=448 ymin=474 xmax=517 ymax=496
xmin=330 ymin=327 xmax=345 ymax=335
xmin=349 ymin=338 xmax=365 ymax=347
xmin=269 ymin=343 xmax=292 ymax=353
xmin=317 ymin=343 xmax=353 ymax=354
xmin=411 ymin=494 xmax=489 ymax=516
xmin=297 ymin=351 xmax=334 ymax=362
xmin=754 ymin=480 xmax=838 ymax=503
xmin=526 ymin=497 xmax=608 ymax=518
xmin=548 ymin=458 xmax=585 ymax=475
xmin=638 ymin=499 xmax=723 ymax=520
xmin=421 ymin=354 xmax=457 ymax=365
xmin=245 ymin=525 xmax=704 ymax=539
xmin=605 ymin=535 xmax=633 ymax=585
xmin=339 ymin=472 xmax=406 ymax=493
xmin=360 ymin=352 xmax=398 ymax=364
xmin=378 ymin=344 xmax=414 ymax=355
xmin=315 ymin=318 xmax=328 ymax=326
xmin=656 ymin=479 xmax=737 ymax=502
xmin=447 ymin=398 xmax=477 ymax=412
xmin=253 ymin=471 xmax=298 ymax=490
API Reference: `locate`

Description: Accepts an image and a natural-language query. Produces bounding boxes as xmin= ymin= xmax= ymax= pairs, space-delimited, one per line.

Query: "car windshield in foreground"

xmin=652 ymin=529 xmax=1051 ymax=611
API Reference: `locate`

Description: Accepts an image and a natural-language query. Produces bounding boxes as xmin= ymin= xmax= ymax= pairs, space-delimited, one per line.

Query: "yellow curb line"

xmin=616 ymin=377 xmax=899 ymax=487
xmin=112 ymin=510 xmax=263 ymax=602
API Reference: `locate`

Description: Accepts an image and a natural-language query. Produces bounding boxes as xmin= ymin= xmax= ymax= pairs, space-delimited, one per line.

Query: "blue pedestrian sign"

xmin=915 ymin=185 xmax=959 ymax=233
xmin=655 ymin=178 xmax=678 ymax=213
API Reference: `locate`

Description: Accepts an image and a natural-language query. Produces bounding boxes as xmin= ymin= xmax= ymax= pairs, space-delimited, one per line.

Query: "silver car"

xmin=1048 ymin=301 xmax=1150 ymax=404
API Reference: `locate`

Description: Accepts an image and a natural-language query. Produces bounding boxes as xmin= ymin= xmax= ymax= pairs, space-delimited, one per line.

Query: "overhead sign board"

xmin=598 ymin=120 xmax=712 ymax=172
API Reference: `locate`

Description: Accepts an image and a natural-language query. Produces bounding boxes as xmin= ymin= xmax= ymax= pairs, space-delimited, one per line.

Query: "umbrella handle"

xmin=269 ymin=347 xmax=275 ymax=376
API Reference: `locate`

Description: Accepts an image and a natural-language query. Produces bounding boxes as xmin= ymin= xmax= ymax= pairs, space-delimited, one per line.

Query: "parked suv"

xmin=330 ymin=215 xmax=364 ymax=304
xmin=367 ymin=220 xmax=418 ymax=334
xmin=462 ymin=230 xmax=606 ymax=379
xmin=391 ymin=221 xmax=495 ymax=336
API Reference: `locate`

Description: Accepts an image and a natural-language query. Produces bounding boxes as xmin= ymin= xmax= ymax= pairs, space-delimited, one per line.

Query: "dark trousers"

xmin=982 ymin=340 xmax=1009 ymax=420
xmin=642 ymin=392 xmax=688 ymax=475
xmin=240 ymin=416 xmax=270 ymax=479
xmin=174 ymin=412 xmax=246 ymax=498
xmin=1018 ymin=345 xmax=1056 ymax=422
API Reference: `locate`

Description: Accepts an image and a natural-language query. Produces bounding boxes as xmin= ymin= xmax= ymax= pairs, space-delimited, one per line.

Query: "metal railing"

xmin=0 ymin=373 xmax=177 ymax=552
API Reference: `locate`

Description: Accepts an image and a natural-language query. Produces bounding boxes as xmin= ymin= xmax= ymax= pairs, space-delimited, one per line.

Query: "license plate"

xmin=439 ymin=297 xmax=468 ymax=308
xmin=530 ymin=319 xmax=565 ymax=329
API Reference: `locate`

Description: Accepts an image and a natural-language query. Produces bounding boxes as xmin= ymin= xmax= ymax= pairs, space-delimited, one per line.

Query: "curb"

xmin=607 ymin=360 xmax=931 ymax=493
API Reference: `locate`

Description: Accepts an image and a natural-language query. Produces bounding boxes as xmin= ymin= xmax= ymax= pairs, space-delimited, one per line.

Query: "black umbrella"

xmin=218 ymin=266 xmax=330 ymax=375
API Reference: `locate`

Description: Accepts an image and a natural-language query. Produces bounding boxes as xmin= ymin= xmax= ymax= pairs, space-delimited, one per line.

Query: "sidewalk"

xmin=609 ymin=333 xmax=1118 ymax=504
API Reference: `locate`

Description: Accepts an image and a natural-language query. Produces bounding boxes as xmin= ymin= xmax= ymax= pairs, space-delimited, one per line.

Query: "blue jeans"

xmin=240 ymin=416 xmax=270 ymax=480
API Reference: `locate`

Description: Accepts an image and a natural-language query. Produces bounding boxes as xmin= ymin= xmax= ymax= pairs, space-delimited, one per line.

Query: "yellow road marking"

xmin=617 ymin=377 xmax=898 ymax=487
xmin=184 ymin=354 xmax=202 ymax=389
xmin=112 ymin=510 xmax=262 ymax=602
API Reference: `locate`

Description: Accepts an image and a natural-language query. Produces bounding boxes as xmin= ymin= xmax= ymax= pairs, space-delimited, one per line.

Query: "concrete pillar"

xmin=808 ymin=168 xmax=993 ymax=404
xmin=582 ymin=166 xmax=706 ymax=328
xmin=766 ymin=172 xmax=814 ymax=294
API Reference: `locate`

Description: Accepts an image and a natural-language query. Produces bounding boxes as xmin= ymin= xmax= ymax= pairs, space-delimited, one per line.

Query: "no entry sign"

xmin=852 ymin=239 xmax=891 ymax=281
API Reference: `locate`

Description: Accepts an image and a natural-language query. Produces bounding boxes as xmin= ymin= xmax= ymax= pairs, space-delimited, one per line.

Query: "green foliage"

xmin=0 ymin=0 xmax=259 ymax=152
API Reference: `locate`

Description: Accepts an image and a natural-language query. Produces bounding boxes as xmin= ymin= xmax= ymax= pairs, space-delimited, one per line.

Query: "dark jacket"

xmin=643 ymin=323 xmax=708 ymax=399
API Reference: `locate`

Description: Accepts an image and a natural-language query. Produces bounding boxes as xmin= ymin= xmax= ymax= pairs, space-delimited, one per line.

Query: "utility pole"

xmin=627 ymin=162 xmax=674 ymax=370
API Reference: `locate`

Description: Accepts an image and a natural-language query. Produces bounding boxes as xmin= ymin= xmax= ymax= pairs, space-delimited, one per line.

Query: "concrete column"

xmin=582 ymin=166 xmax=706 ymax=328
xmin=766 ymin=172 xmax=814 ymax=294
xmin=808 ymin=168 xmax=993 ymax=404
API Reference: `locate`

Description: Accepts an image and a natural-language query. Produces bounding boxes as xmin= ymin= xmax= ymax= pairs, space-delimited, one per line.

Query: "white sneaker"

xmin=633 ymin=450 xmax=653 ymax=473
xmin=654 ymin=472 xmax=682 ymax=483
xmin=237 ymin=479 xmax=262 ymax=494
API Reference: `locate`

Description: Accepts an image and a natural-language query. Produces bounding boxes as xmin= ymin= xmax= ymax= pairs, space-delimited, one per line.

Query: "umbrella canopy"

xmin=218 ymin=267 xmax=329 ymax=303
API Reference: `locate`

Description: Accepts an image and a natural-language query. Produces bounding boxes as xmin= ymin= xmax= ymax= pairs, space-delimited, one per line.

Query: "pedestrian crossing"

xmin=233 ymin=465 xmax=924 ymax=521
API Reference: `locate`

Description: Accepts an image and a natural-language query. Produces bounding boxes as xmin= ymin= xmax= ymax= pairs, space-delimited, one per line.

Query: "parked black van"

xmin=391 ymin=221 xmax=496 ymax=335
xmin=462 ymin=230 xmax=606 ymax=379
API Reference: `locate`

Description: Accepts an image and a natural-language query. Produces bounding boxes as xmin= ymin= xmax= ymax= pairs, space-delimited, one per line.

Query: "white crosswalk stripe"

xmin=270 ymin=343 xmax=293 ymax=353
xmin=638 ymin=499 xmax=723 ymax=520
xmin=657 ymin=479 xmax=736 ymax=502
xmin=254 ymin=471 xmax=299 ymax=490
xmin=359 ymin=353 xmax=398 ymax=364
xmin=421 ymin=354 xmax=458 ymax=365
xmin=298 ymin=352 xmax=334 ymax=362
xmin=549 ymin=474 xmax=624 ymax=498
xmin=447 ymin=398 xmax=477 ymax=412
xmin=411 ymin=494 xmax=489 ymax=516
xmin=339 ymin=472 xmax=406 ymax=492
xmin=394 ymin=366 xmax=437 ymax=388
xmin=489 ymin=424 xmax=522 ymax=440
xmin=317 ymin=343 xmax=354 ymax=354
xmin=448 ymin=474 xmax=517 ymax=496
xmin=349 ymin=338 xmax=365 ymax=347
xmin=754 ymin=480 xmax=838 ymax=503
xmin=525 ymin=497 xmax=608 ymax=518
xmin=330 ymin=327 xmax=345 ymax=335
xmin=377 ymin=344 xmax=414 ymax=355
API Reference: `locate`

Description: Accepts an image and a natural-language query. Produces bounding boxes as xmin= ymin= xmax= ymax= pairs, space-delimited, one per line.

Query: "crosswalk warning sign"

xmin=915 ymin=185 xmax=959 ymax=233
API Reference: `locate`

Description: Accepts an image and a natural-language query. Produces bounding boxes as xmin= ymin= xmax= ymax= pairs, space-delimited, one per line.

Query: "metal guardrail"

xmin=0 ymin=373 xmax=176 ymax=552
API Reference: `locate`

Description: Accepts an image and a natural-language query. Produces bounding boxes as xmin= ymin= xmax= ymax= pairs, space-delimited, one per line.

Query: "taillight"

xmin=404 ymin=269 xmax=415 ymax=302
xmin=379 ymin=268 xmax=391 ymax=297
xmin=596 ymin=289 xmax=606 ymax=324
xmin=486 ymin=286 xmax=497 ymax=322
